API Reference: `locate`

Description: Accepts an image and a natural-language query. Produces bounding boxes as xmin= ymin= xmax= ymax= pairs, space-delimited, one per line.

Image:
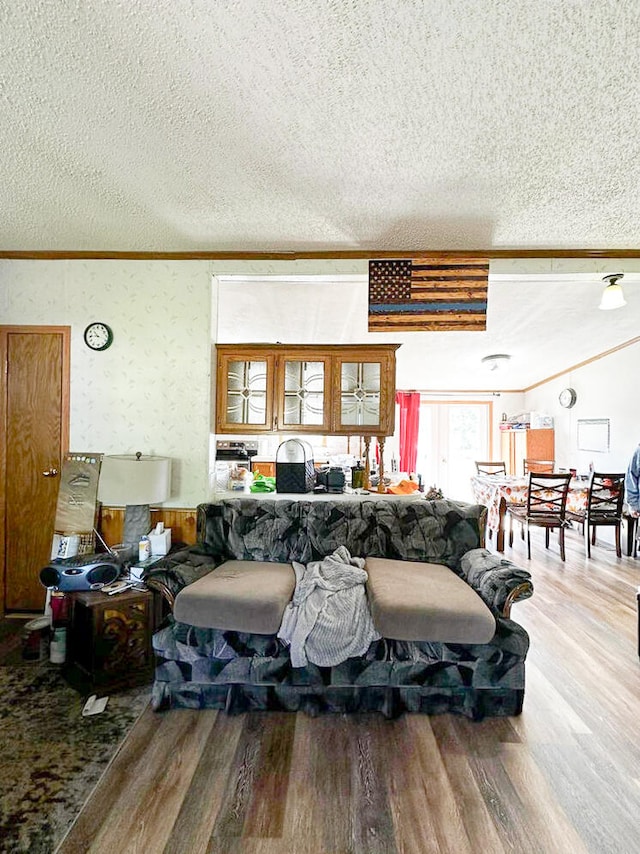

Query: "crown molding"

xmin=2 ymin=248 xmax=640 ymax=261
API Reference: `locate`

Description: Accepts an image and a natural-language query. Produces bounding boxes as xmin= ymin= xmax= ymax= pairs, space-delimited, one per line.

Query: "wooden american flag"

xmin=368 ymin=256 xmax=489 ymax=332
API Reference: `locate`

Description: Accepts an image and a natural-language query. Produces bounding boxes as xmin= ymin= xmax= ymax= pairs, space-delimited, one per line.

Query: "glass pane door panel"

xmin=283 ymin=360 xmax=325 ymax=426
xmin=416 ymin=402 xmax=490 ymax=501
xmin=226 ymin=359 xmax=268 ymax=425
xmin=340 ymin=362 xmax=381 ymax=426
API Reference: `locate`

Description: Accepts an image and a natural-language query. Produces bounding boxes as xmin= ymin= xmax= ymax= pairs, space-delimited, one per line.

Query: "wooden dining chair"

xmin=566 ymin=472 xmax=625 ymax=558
xmin=475 ymin=461 xmax=507 ymax=476
xmin=523 ymin=459 xmax=555 ymax=475
xmin=507 ymin=472 xmax=571 ymax=560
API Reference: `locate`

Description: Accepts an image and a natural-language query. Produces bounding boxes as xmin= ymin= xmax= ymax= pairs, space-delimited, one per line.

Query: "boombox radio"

xmin=39 ymin=553 xmax=121 ymax=592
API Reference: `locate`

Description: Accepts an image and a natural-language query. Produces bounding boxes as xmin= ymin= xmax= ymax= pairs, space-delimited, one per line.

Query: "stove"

xmin=215 ymin=440 xmax=258 ymax=465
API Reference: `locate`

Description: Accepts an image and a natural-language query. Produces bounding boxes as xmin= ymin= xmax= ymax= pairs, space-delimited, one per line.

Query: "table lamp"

xmin=98 ymin=452 xmax=172 ymax=546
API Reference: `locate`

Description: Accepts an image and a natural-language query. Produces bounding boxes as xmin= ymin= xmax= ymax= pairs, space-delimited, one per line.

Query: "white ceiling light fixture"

xmin=481 ymin=353 xmax=511 ymax=372
xmin=598 ymin=273 xmax=626 ymax=310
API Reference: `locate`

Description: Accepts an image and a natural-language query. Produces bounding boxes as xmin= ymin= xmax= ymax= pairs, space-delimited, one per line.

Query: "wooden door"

xmin=0 ymin=327 xmax=70 ymax=612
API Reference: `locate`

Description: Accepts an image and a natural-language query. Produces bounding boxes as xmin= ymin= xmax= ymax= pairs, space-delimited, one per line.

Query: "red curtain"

xmin=395 ymin=391 xmax=420 ymax=475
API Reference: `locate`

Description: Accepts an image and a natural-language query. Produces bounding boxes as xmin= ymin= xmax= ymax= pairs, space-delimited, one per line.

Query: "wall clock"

xmin=83 ymin=322 xmax=113 ymax=351
xmin=559 ymin=387 xmax=577 ymax=409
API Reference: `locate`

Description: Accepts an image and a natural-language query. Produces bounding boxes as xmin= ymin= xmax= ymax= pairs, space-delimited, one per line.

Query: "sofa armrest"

xmin=457 ymin=548 xmax=533 ymax=618
xmin=143 ymin=547 xmax=221 ymax=610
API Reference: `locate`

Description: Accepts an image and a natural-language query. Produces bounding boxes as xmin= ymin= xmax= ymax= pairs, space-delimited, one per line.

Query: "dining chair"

xmin=475 ymin=461 xmax=507 ymax=476
xmin=523 ymin=459 xmax=555 ymax=475
xmin=566 ymin=472 xmax=625 ymax=558
xmin=507 ymin=472 xmax=572 ymax=560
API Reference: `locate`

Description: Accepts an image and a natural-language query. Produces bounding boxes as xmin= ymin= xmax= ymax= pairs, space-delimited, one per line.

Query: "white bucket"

xmin=50 ymin=627 xmax=67 ymax=664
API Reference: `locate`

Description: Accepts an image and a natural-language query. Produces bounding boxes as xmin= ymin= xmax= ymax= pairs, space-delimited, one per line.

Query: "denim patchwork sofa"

xmin=144 ymin=497 xmax=533 ymax=720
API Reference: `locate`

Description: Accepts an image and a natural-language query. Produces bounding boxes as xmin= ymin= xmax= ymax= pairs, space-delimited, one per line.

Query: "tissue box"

xmin=148 ymin=528 xmax=171 ymax=556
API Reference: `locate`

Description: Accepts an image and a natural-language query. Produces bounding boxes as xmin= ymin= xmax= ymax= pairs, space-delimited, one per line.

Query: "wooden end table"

xmin=65 ymin=587 xmax=160 ymax=693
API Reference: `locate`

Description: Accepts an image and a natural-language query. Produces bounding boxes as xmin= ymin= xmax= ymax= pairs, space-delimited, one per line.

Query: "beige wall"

xmin=524 ymin=342 xmax=640 ymax=474
xmin=0 ymin=259 xmax=212 ymax=506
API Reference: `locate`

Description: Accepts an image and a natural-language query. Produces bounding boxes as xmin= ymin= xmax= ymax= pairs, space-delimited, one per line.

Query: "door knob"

xmin=42 ymin=468 xmax=59 ymax=477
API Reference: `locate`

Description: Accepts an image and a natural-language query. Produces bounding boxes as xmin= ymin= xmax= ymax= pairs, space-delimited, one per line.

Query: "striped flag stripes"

xmin=368 ymin=257 xmax=489 ymax=332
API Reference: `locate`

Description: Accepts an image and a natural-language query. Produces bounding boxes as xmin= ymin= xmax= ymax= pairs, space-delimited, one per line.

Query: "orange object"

xmin=387 ymin=479 xmax=419 ymax=495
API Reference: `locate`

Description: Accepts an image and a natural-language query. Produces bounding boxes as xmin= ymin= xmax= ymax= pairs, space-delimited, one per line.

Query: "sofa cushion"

xmin=365 ymin=557 xmax=496 ymax=643
xmin=173 ymin=560 xmax=295 ymax=634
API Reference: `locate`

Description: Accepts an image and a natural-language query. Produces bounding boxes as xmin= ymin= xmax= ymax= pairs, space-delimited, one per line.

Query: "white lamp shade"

xmin=98 ymin=455 xmax=171 ymax=505
xmin=598 ymin=283 xmax=626 ymax=310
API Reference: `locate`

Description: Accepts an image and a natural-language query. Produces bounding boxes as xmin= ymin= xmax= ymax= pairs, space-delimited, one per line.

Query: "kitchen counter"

xmin=210 ymin=489 xmax=424 ymax=501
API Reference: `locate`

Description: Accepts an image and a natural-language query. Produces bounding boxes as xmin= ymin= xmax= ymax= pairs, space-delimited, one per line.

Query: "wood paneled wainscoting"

xmin=98 ymin=507 xmax=198 ymax=548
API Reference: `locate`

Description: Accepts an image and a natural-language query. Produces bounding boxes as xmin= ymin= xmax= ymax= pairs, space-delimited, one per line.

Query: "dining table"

xmin=469 ymin=473 xmax=615 ymax=553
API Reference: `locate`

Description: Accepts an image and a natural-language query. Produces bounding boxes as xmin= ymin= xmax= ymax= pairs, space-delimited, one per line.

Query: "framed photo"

xmin=577 ymin=419 xmax=610 ymax=453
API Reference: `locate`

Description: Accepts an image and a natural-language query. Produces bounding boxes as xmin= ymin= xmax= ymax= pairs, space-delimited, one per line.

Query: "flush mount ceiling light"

xmin=481 ymin=353 xmax=511 ymax=371
xmin=598 ymin=272 xmax=626 ymax=310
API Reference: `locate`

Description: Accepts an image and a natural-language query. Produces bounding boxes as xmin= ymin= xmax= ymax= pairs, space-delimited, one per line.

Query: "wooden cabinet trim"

xmin=215 ymin=344 xmax=399 ymax=437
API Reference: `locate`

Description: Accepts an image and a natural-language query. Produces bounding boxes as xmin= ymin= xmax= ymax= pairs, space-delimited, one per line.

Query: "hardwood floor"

xmin=57 ymin=527 xmax=640 ymax=854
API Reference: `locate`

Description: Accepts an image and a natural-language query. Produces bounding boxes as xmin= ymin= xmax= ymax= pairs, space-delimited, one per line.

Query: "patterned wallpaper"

xmin=0 ymin=259 xmax=212 ymax=507
xmin=0 ymin=258 xmax=371 ymax=507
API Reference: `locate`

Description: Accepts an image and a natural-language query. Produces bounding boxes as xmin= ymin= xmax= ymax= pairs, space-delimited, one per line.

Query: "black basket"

xmin=276 ymin=439 xmax=315 ymax=493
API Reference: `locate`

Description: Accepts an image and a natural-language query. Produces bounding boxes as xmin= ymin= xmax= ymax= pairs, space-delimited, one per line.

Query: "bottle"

xmin=351 ymin=461 xmax=365 ymax=490
xmin=138 ymin=535 xmax=151 ymax=562
xmin=50 ymin=627 xmax=67 ymax=664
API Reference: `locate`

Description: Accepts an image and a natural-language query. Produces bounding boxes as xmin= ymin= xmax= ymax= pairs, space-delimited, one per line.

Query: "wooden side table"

xmin=65 ymin=587 xmax=160 ymax=692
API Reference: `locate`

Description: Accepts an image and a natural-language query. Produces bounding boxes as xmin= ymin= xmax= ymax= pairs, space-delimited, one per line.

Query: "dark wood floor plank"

xmin=283 ymin=714 xmax=354 ymax=853
xmin=390 ymin=716 xmax=484 ymax=854
xmin=347 ymin=716 xmax=399 ymax=854
xmin=64 ymin=709 xmax=217 ymax=853
xmin=56 ymin=704 xmax=161 ymax=853
xmin=162 ymin=712 xmax=245 ymax=854
xmin=243 ymin=712 xmax=296 ymax=838
xmin=206 ymin=711 xmax=295 ymax=847
xmin=431 ymin=750 xmax=508 ymax=854
xmin=210 ymin=713 xmax=266 ymax=839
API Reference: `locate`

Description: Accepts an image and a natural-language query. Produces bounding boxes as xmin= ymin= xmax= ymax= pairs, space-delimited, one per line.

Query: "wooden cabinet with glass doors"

xmin=216 ymin=344 xmax=399 ymax=436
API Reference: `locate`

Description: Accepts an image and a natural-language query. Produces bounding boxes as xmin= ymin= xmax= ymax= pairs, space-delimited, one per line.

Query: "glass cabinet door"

xmin=332 ymin=349 xmax=395 ymax=435
xmin=217 ymin=353 xmax=275 ymax=431
xmin=338 ymin=361 xmax=381 ymax=427
xmin=277 ymin=356 xmax=330 ymax=432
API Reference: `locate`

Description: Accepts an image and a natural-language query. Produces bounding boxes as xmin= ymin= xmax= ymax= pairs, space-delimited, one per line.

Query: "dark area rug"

xmin=0 ymin=619 xmax=149 ymax=853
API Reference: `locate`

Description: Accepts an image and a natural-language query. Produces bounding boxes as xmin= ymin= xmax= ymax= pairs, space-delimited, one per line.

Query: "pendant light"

xmin=598 ymin=273 xmax=626 ymax=310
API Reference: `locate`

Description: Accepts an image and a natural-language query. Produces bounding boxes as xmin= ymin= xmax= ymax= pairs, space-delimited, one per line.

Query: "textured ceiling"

xmin=2 ymin=1 xmax=640 ymax=252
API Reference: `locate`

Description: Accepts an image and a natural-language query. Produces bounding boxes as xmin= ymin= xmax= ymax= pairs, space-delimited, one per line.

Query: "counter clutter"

xmin=212 ymin=488 xmax=424 ymax=501
xmin=213 ymin=466 xmax=423 ymax=499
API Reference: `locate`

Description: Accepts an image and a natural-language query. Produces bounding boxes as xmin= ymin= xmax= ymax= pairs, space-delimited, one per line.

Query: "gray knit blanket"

xmin=277 ymin=545 xmax=381 ymax=668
